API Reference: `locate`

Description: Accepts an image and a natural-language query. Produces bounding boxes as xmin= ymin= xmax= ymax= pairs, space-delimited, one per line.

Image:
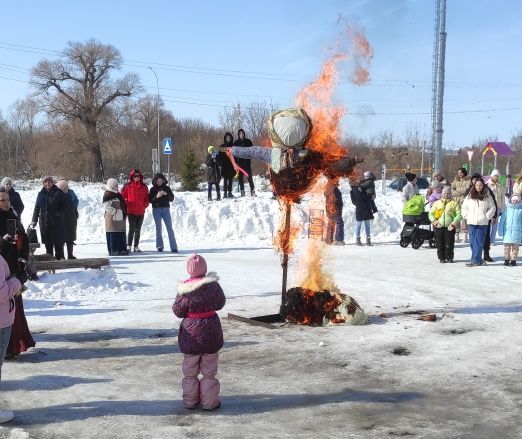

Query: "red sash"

xmin=186 ymin=311 xmax=217 ymax=319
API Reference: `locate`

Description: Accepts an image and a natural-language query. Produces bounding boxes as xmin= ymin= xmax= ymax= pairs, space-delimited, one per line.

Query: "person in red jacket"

xmin=121 ymin=169 xmax=149 ymax=252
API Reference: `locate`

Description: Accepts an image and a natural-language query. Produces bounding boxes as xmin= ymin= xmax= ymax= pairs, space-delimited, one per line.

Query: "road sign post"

xmin=162 ymin=138 xmax=173 ymax=184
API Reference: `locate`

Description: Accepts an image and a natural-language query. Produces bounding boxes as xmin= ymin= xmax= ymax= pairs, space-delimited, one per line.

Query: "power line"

xmin=0 ymin=73 xmax=520 ymax=115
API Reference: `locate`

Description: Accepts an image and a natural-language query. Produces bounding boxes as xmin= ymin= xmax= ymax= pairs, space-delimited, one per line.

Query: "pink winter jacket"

xmin=0 ymin=256 xmax=21 ymax=329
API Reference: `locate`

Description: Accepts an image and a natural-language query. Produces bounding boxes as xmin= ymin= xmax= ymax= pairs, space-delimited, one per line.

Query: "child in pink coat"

xmin=0 ymin=255 xmax=23 ymax=423
xmin=173 ymin=254 xmax=226 ymax=410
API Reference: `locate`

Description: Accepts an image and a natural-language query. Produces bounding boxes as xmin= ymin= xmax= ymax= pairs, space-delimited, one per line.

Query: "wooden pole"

xmin=281 ymin=201 xmax=291 ymax=302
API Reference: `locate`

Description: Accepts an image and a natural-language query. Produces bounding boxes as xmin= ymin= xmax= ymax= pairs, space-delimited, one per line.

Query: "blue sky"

xmin=1 ymin=0 xmax=522 ymax=148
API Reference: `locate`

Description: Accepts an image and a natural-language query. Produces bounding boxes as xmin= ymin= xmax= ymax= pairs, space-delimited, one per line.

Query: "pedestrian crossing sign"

xmin=162 ymin=138 xmax=172 ymax=155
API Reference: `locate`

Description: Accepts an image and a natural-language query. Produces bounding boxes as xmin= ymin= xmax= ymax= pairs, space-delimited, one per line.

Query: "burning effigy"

xmin=227 ymin=24 xmax=373 ymax=326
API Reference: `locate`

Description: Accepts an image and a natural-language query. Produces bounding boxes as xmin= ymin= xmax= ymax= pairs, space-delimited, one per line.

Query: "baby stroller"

xmin=399 ymin=195 xmax=436 ymax=249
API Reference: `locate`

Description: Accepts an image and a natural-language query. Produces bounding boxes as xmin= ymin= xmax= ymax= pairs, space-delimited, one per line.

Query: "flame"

xmin=295 ymin=23 xmax=373 ymax=165
xmin=273 ymin=25 xmax=372 ymax=258
xmin=297 ymin=239 xmax=338 ymax=292
xmin=297 ymin=179 xmax=339 ymax=292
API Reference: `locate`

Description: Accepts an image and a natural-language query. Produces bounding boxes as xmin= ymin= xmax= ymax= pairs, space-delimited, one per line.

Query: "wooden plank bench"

xmin=33 ymin=258 xmax=110 ymax=272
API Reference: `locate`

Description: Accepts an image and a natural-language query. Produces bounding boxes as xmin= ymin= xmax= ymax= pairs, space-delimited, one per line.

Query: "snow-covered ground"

xmin=0 ymin=181 xmax=520 ymax=438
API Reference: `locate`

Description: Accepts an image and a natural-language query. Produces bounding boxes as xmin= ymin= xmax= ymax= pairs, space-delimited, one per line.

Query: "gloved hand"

xmin=16 ymin=270 xmax=28 ymax=285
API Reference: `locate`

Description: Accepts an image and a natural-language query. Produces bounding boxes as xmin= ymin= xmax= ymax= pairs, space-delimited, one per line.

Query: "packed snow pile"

xmin=17 ymin=178 xmax=405 ymax=245
xmin=25 ymin=267 xmax=141 ymax=301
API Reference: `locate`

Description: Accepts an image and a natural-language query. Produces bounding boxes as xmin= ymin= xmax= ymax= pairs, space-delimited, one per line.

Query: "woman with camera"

xmin=0 ymin=190 xmax=35 ymax=358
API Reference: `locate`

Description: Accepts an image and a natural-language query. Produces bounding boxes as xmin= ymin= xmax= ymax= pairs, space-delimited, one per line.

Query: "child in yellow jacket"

xmin=429 ymin=186 xmax=462 ymax=263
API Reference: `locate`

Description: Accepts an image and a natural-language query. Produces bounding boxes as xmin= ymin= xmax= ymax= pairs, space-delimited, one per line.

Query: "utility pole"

xmin=430 ymin=0 xmax=447 ymax=173
xmin=148 ymin=66 xmax=161 ymax=174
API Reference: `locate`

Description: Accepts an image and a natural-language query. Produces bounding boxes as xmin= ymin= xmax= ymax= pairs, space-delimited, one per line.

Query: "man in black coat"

xmin=233 ymin=129 xmax=256 ymax=197
xmin=31 ymin=176 xmax=66 ymax=259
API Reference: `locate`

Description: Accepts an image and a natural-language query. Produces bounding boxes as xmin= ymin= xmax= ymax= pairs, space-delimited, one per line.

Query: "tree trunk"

xmin=84 ymin=122 xmax=105 ymax=181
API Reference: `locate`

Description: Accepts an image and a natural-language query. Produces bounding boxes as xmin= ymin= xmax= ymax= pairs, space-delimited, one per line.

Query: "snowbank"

xmin=17 ymin=178 xmax=405 ymax=246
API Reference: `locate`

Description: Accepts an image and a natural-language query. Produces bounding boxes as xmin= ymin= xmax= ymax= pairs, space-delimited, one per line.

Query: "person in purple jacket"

xmin=173 ymin=253 xmax=226 ymax=410
xmin=0 ymin=255 xmax=23 ymax=423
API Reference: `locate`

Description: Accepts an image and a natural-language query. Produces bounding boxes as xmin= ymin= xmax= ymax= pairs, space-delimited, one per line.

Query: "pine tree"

xmin=180 ymin=148 xmax=201 ymax=191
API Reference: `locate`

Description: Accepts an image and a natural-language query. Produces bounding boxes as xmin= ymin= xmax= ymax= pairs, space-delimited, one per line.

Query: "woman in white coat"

xmin=461 ymin=178 xmax=496 ymax=266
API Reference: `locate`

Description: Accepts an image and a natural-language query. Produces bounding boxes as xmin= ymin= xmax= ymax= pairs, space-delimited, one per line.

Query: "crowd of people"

xmin=205 ymin=129 xmax=257 ymax=200
xmin=0 ymin=163 xmax=520 ymax=418
xmin=402 ymin=168 xmax=522 ymax=266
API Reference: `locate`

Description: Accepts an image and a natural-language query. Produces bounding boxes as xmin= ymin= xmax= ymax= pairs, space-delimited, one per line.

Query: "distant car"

xmin=388 ymin=176 xmax=429 ymax=191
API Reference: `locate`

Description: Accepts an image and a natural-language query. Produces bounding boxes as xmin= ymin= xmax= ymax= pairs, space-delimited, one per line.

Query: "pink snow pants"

xmin=182 ymin=353 xmax=220 ymax=409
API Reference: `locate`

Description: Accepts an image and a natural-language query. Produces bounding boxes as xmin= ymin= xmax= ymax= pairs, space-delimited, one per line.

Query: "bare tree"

xmin=9 ymin=97 xmax=41 ymax=175
xmin=30 ymin=39 xmax=141 ymax=180
xmin=218 ymin=100 xmax=278 ymax=142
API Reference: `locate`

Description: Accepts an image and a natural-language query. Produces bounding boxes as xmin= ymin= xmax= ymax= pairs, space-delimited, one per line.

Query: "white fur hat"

xmin=491 ymin=169 xmax=500 ymax=177
xmin=105 ymin=178 xmax=119 ymax=193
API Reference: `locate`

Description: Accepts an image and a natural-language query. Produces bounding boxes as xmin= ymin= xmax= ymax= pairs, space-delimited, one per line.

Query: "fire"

xmin=295 ymin=23 xmax=373 ymax=169
xmin=297 ymin=239 xmax=338 ymax=293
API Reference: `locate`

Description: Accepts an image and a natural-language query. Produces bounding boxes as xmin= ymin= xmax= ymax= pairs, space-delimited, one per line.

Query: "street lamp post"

xmin=148 ymin=66 xmax=160 ymax=175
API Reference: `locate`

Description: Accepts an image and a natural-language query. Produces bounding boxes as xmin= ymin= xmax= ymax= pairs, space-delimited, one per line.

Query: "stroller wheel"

xmin=429 ymin=237 xmax=437 ymax=248
xmin=399 ymin=237 xmax=410 ymax=248
xmin=411 ymin=237 xmax=424 ymax=249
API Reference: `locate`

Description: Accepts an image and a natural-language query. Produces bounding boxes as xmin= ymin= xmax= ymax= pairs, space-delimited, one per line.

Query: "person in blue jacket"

xmin=498 ymin=194 xmax=522 ymax=266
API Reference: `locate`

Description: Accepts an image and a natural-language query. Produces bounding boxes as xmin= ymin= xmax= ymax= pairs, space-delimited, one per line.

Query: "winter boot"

xmin=134 ymin=246 xmax=142 ymax=253
xmin=356 ymin=238 xmax=363 ymax=246
xmin=504 ymin=260 xmax=510 ymax=266
xmin=511 ymin=260 xmax=517 ymax=266
xmin=67 ymin=243 xmax=76 ymax=260
xmin=228 ymin=192 xmax=235 ymax=198
xmin=251 ymin=190 xmax=257 ymax=197
xmin=483 ymin=252 xmax=493 ymax=263
xmin=366 ymin=237 xmax=372 ymax=246
xmin=208 ymin=195 xmax=212 ymax=201
xmin=240 ymin=190 xmax=245 ymax=197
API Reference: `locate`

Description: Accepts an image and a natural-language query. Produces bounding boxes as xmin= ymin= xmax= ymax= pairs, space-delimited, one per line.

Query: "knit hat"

xmin=511 ymin=194 xmax=521 ymax=203
xmin=363 ymin=171 xmax=371 ymax=179
xmin=442 ymin=186 xmax=452 ymax=197
xmin=105 ymin=178 xmax=119 ymax=193
xmin=56 ymin=179 xmax=69 ymax=192
xmin=471 ymin=172 xmax=482 ymax=181
xmin=42 ymin=176 xmax=54 ymax=183
xmin=405 ymin=172 xmax=416 ymax=182
xmin=208 ymin=145 xmax=215 ymax=154
xmin=187 ymin=253 xmax=207 ymax=278
xmin=491 ymin=169 xmax=500 ymax=177
xmin=1 ymin=177 xmax=12 ymax=187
